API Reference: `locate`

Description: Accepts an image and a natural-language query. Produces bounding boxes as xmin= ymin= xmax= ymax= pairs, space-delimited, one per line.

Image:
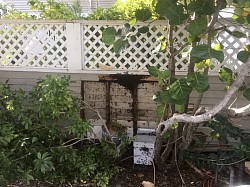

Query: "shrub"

xmin=87 ymin=0 xmax=159 ymax=20
xmin=0 ymin=75 xmax=117 ymax=187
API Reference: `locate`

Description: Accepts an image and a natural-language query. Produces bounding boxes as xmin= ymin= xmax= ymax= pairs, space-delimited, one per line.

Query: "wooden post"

xmin=66 ymin=23 xmax=82 ymax=71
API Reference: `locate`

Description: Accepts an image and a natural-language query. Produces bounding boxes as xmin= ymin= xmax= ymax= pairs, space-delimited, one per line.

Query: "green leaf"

xmin=138 ymin=26 xmax=149 ymax=33
xmin=238 ymin=85 xmax=246 ymax=92
xmin=187 ymin=72 xmax=209 ymax=93
xmin=113 ymin=39 xmax=129 ymax=54
xmin=135 ymin=8 xmax=152 ymax=21
xmin=147 ymin=66 xmax=160 ymax=77
xmin=213 ymin=43 xmax=223 ymax=51
xmin=218 ymin=67 xmax=233 ymax=83
xmin=243 ymin=88 xmax=250 ymax=101
xmin=188 ymin=0 xmax=215 ymax=15
xmin=236 ymin=16 xmax=245 ymax=24
xmin=130 ymin=35 xmax=136 ymax=42
xmin=102 ymin=27 xmax=117 ymax=46
xmin=168 ymin=78 xmax=192 ymax=100
xmin=231 ymin=31 xmax=246 ymax=38
xmin=247 ymin=13 xmax=250 ymax=24
xmin=186 ymin=17 xmax=207 ymax=37
xmin=176 ymin=104 xmax=185 ymax=113
xmin=172 ymin=123 xmax=179 ymax=129
xmin=156 ymin=104 xmax=165 ymax=116
xmin=165 ymin=5 xmax=188 ymax=25
xmin=160 ymin=90 xmax=188 ymax=105
xmin=159 ymin=70 xmax=171 ymax=81
xmin=129 ymin=18 xmax=137 ymax=26
xmin=191 ymin=44 xmax=224 ymax=63
xmin=237 ymin=50 xmax=250 ymax=63
xmin=155 ymin=0 xmax=177 ymax=17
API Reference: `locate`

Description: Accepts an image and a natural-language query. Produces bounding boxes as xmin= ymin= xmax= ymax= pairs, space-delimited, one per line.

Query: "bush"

xmin=87 ymin=0 xmax=159 ymax=20
xmin=0 ymin=75 xmax=117 ymax=187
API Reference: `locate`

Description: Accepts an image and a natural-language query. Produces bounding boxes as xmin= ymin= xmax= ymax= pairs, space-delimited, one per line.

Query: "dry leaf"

xmin=137 ymin=173 xmax=144 ymax=178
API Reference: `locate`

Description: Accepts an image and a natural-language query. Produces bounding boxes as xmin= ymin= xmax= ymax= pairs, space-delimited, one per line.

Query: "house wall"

xmin=1 ymin=70 xmax=249 ymax=121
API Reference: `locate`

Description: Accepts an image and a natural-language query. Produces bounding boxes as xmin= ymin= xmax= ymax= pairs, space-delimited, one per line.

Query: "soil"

xmin=107 ymin=146 xmax=249 ymax=187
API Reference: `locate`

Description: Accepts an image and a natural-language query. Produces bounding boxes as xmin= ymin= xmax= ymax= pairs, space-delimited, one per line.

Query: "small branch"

xmin=226 ymin=104 xmax=250 ymax=117
xmin=185 ymin=160 xmax=204 ymax=177
xmin=81 ymin=100 xmax=111 ymax=137
xmin=173 ymin=42 xmax=189 ymax=57
xmin=152 ymin=160 xmax=156 ymax=186
xmin=205 ymin=0 xmax=223 ymax=34
xmin=175 ymin=138 xmax=185 ymax=185
xmin=216 ymin=158 xmax=246 ymax=166
xmin=228 ymin=92 xmax=241 ymax=109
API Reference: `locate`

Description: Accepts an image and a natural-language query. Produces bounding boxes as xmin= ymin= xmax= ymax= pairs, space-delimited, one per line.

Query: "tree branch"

xmin=205 ymin=0 xmax=223 ymax=34
xmin=157 ymin=58 xmax=250 ymax=135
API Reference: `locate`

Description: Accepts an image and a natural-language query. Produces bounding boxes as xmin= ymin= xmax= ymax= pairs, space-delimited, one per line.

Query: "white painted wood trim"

xmin=66 ymin=23 xmax=83 ymax=70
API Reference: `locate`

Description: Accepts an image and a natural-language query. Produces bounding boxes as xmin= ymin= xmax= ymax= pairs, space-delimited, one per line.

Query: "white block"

xmin=133 ymin=134 xmax=156 ymax=165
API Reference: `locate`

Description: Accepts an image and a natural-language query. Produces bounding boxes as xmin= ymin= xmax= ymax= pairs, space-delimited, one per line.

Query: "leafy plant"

xmin=101 ymin=0 xmax=250 ymax=170
xmin=0 ymin=76 xmax=117 ymax=186
xmin=3 ymin=0 xmax=83 ymax=19
xmin=87 ymin=0 xmax=158 ymax=20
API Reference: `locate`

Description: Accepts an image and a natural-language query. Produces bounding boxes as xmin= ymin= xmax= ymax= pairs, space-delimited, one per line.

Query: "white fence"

xmin=0 ymin=19 xmax=249 ymax=74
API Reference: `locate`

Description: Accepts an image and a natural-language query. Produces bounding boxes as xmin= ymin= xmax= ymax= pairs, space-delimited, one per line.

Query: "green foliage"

xmin=191 ymin=44 xmax=224 ymax=64
xmin=243 ymin=88 xmax=250 ymax=100
xmin=186 ymin=115 xmax=250 ymax=169
xmin=218 ymin=66 xmax=234 ymax=84
xmin=187 ymin=72 xmax=210 ymax=93
xmin=102 ymin=24 xmax=132 ymax=53
xmin=0 ymin=76 xmax=117 ymax=186
xmin=204 ymin=115 xmax=246 ymax=144
xmin=187 ymin=0 xmax=215 ymax=15
xmin=186 ymin=17 xmax=208 ymax=37
xmin=155 ymin=0 xmax=188 ymax=25
xmin=4 ymin=0 xmax=83 ymax=19
xmin=0 ymin=1 xmax=9 ymax=17
xmin=28 ymin=0 xmax=82 ymax=19
xmin=100 ymin=0 xmax=250 ymax=169
xmin=87 ymin=0 xmax=158 ymax=20
xmin=237 ymin=50 xmax=250 ymax=63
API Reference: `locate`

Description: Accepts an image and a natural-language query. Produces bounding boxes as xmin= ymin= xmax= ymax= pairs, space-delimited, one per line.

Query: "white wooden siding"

xmin=3 ymin=0 xmax=116 ymax=15
xmin=1 ymin=70 xmax=250 ymax=124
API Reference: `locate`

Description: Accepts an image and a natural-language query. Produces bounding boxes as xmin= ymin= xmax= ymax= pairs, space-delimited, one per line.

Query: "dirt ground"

xmin=108 ymin=146 xmax=249 ymax=187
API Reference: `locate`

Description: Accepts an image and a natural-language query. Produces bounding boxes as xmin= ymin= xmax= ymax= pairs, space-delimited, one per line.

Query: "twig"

xmin=185 ymin=159 xmax=230 ymax=185
xmin=216 ymin=158 xmax=246 ymax=166
xmin=175 ymin=137 xmax=185 ymax=185
xmin=152 ymin=160 xmax=156 ymax=186
xmin=228 ymin=91 xmax=242 ymax=109
xmin=162 ymin=136 xmax=183 ymax=147
xmin=173 ymin=42 xmax=189 ymax=57
xmin=81 ymin=100 xmax=111 ymax=137
xmin=117 ymin=155 xmax=134 ymax=164
xmin=61 ymin=138 xmax=100 ymax=148
xmin=185 ymin=160 xmax=204 ymax=177
xmin=62 ymin=137 xmax=81 ymax=145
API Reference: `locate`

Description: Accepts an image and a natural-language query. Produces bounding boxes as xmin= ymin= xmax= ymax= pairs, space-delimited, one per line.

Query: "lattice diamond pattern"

xmin=214 ymin=23 xmax=248 ymax=72
xmin=82 ymin=23 xmax=169 ymax=71
xmin=0 ymin=20 xmax=249 ymax=73
xmin=0 ymin=23 xmax=67 ymax=68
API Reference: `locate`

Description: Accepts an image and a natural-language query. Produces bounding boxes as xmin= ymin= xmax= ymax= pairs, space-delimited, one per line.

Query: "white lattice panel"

xmin=0 ymin=21 xmax=67 ymax=68
xmin=213 ymin=19 xmax=250 ymax=72
xmin=0 ymin=20 xmax=249 ymax=73
xmin=82 ymin=22 xmax=170 ymax=71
